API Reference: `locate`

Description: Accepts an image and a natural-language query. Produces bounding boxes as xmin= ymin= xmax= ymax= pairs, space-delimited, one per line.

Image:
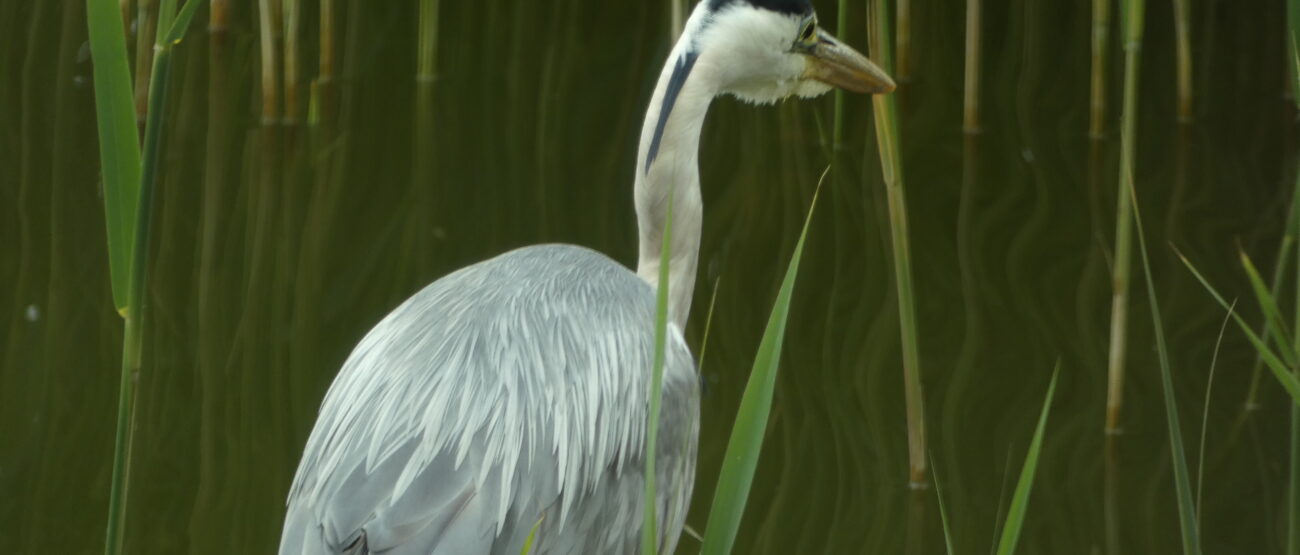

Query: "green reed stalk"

xmin=868 ymin=0 xmax=927 ymax=486
xmin=832 ymin=0 xmax=847 ymax=149
xmin=1172 ymin=0 xmax=1192 ymax=122
xmin=701 ymin=172 xmax=825 ymax=555
xmin=89 ymin=1 xmax=203 ymax=551
xmin=696 ymin=275 xmax=722 ymax=373
xmin=1104 ymin=0 xmax=1144 ymax=434
xmin=1196 ymin=301 xmax=1233 ymax=529
xmin=963 ymin=0 xmax=981 ymax=133
xmin=1089 ymin=0 xmax=1111 ymax=138
xmin=1129 ymin=183 xmax=1202 ymax=555
xmin=87 ymin=0 xmax=145 ymax=541
xmin=994 ymin=365 xmax=1059 ymax=555
xmin=520 ymin=515 xmax=544 ymax=555
xmin=929 ymin=455 xmax=955 ymax=555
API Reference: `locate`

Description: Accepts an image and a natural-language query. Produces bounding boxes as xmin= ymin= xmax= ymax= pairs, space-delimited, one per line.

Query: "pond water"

xmin=1 ymin=0 xmax=1295 ymax=553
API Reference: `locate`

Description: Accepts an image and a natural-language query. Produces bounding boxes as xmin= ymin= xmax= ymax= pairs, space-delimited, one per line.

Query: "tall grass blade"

xmin=1243 ymin=235 xmax=1294 ymax=410
xmin=1241 ymin=251 xmax=1300 ymax=366
xmin=1128 ymin=193 xmax=1201 ymax=554
xmin=1196 ymin=301 xmax=1233 ymax=528
xmin=520 ymin=515 xmax=544 ymax=555
xmin=697 ymin=275 xmax=722 ymax=373
xmin=642 ymin=193 xmax=674 ymax=554
xmin=930 ymin=455 xmax=956 ymax=555
xmin=993 ymin=364 xmax=1058 ymax=555
xmin=1176 ymin=252 xmax=1300 ymax=404
xmin=700 ymin=170 xmax=826 ymax=555
xmin=868 ymin=0 xmax=928 ymax=486
xmin=86 ymin=0 xmax=143 ymax=315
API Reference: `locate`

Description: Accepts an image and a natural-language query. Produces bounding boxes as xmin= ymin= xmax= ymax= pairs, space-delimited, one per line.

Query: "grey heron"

xmin=279 ymin=0 xmax=894 ymax=553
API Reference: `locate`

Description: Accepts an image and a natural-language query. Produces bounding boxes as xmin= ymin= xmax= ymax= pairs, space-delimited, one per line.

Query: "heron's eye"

xmin=799 ymin=21 xmax=817 ymax=43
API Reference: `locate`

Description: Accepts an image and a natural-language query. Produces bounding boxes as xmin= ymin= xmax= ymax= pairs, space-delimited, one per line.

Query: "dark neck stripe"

xmin=645 ymin=51 xmax=699 ymax=174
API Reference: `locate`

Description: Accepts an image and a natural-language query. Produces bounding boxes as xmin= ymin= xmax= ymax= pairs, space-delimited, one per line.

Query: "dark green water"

xmin=2 ymin=0 xmax=1296 ymax=553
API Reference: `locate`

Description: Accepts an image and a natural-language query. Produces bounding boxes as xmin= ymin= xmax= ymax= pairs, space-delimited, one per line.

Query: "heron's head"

xmin=687 ymin=0 xmax=895 ymax=104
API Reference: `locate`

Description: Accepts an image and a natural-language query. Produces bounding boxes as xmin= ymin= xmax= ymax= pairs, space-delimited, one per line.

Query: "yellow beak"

xmin=802 ymin=31 xmax=896 ymax=94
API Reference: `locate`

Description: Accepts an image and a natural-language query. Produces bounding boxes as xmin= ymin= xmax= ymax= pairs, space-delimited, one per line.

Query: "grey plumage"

xmin=281 ymin=245 xmax=699 ymax=554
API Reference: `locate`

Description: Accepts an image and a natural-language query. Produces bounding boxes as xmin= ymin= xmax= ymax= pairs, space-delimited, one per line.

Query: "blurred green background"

xmin=1 ymin=0 xmax=1296 ymax=552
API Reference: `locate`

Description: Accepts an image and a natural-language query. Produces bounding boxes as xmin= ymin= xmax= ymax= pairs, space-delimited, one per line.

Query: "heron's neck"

xmin=635 ymin=28 xmax=718 ymax=330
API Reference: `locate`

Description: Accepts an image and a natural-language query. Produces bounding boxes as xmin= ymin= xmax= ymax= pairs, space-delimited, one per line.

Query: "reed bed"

xmin=41 ymin=0 xmax=1300 ymax=553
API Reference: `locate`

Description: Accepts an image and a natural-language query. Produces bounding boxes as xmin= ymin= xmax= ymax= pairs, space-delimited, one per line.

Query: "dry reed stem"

xmin=258 ymin=0 xmax=282 ymax=124
xmin=1105 ymin=0 xmax=1145 ymax=434
xmin=869 ymin=0 xmax=927 ymax=486
xmin=1172 ymin=0 xmax=1192 ymax=122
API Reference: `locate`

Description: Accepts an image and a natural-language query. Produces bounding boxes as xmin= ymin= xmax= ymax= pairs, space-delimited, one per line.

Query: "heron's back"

xmin=281 ymin=244 xmax=699 ymax=554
